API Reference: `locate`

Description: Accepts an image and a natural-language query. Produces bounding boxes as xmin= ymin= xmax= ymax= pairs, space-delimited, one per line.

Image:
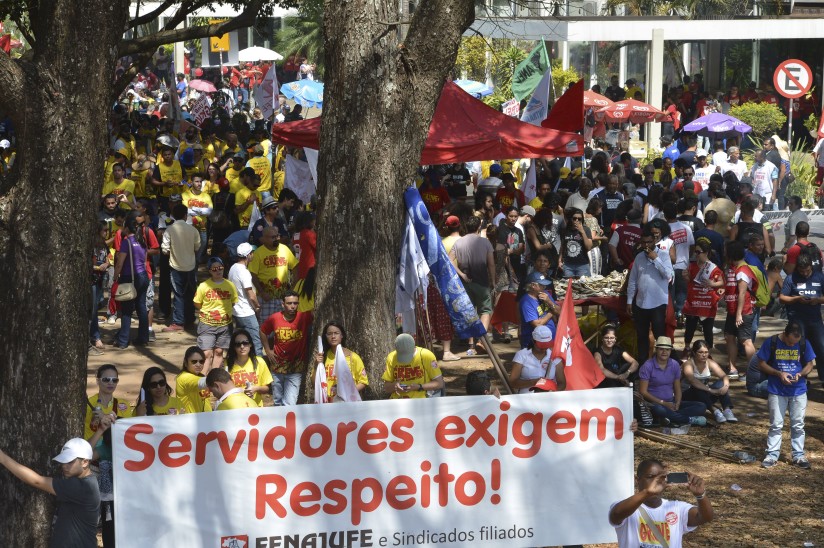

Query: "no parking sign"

xmin=773 ymin=59 xmax=813 ymax=99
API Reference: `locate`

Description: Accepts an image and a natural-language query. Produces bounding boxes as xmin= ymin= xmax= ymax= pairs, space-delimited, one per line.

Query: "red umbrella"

xmin=595 ymin=99 xmax=671 ymax=123
xmin=583 ymin=90 xmax=613 ymax=109
xmin=187 ymin=79 xmax=217 ymax=93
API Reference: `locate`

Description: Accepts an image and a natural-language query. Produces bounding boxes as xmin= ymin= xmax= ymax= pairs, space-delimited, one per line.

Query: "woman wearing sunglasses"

xmin=176 ymin=346 xmax=213 ymax=413
xmin=226 ymin=328 xmax=273 ymax=407
xmin=134 ymin=366 xmax=186 ymax=416
xmin=84 ymin=364 xmax=131 ymax=440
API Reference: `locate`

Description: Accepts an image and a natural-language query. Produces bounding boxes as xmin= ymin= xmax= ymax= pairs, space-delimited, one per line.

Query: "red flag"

xmin=0 ymin=35 xmax=11 ymax=55
xmin=551 ymin=279 xmax=605 ymax=390
xmin=542 ymin=78 xmax=584 ymax=132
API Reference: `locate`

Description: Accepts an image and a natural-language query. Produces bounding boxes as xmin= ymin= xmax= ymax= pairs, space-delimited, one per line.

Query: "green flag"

xmin=512 ymin=41 xmax=550 ymax=102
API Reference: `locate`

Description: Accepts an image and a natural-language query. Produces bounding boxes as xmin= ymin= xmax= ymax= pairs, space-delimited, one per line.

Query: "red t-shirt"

xmin=420 ymin=187 xmax=450 ymax=216
xmin=683 ymin=262 xmax=723 ymax=318
xmin=260 ymin=311 xmax=314 ymax=372
xmin=725 ymin=263 xmax=756 ymax=316
xmin=786 ymin=241 xmax=823 ymax=267
xmin=292 ymin=229 xmax=317 ymax=279
xmin=114 ymin=227 xmax=159 ymax=279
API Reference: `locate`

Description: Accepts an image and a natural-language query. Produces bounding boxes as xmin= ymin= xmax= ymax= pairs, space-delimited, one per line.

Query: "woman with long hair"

xmin=682 ymin=340 xmax=737 ymax=424
xmin=314 ymin=320 xmax=369 ymax=401
xmin=176 ymin=346 xmax=213 ymax=413
xmin=226 ymin=328 xmax=273 ymax=407
xmin=134 ymin=366 xmax=186 ymax=416
xmin=643 ymin=185 xmax=664 ymax=225
xmin=204 ymin=161 xmax=228 ymax=195
xmin=683 ymin=241 xmax=725 ymax=351
xmin=594 ymin=324 xmax=639 ymax=388
xmin=112 ymin=211 xmax=150 ymax=348
xmin=473 ymin=190 xmax=497 ymax=230
xmin=584 ymin=198 xmax=607 ymax=276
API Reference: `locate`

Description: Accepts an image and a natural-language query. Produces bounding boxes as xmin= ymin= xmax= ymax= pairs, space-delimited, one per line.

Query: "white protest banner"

xmin=191 ymin=93 xmax=212 ymax=127
xmin=501 ymin=98 xmax=520 ymax=117
xmin=284 ymin=154 xmax=316 ymax=204
xmin=113 ymin=388 xmax=633 ymax=547
xmin=254 ymin=65 xmax=280 ymax=120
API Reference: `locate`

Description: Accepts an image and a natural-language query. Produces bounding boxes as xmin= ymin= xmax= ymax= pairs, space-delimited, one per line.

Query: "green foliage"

xmin=729 ymin=102 xmax=787 ymax=140
xmin=550 ymin=59 xmax=579 ymax=99
xmin=455 ymin=36 xmax=488 ymax=81
xmin=788 ymin=141 xmax=817 ymax=207
xmin=803 ymin=113 xmax=820 ymax=135
xmin=274 ymin=13 xmax=324 ymax=78
xmin=481 ymin=44 xmax=527 ymax=110
xmin=639 ymin=147 xmax=662 ymax=169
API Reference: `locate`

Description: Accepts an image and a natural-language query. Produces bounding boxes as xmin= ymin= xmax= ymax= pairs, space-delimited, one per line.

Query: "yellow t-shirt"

xmin=234 ymin=186 xmax=258 ymax=228
xmin=247 ymin=156 xmax=272 ymax=194
xmin=157 ymin=160 xmax=184 ymax=198
xmin=217 ymin=390 xmax=258 ymax=411
xmin=322 ymin=349 xmax=368 ymax=399
xmin=101 ymin=178 xmax=136 ymax=209
xmin=150 ymin=396 xmax=187 ymax=416
xmin=193 ymin=278 xmax=238 ymax=327
xmin=654 ymin=167 xmax=676 ymax=184
xmin=382 ymin=348 xmax=443 ymax=399
xmin=529 ymin=196 xmax=544 ymax=210
xmin=272 ymin=170 xmax=285 ymax=200
xmin=175 ymin=371 xmax=213 ymax=414
xmin=228 ymin=356 xmax=274 ymax=407
xmin=248 ymin=243 xmax=297 ymax=298
xmin=132 ymin=169 xmax=154 ymax=198
xmin=103 ymin=157 xmax=117 ymax=190
xmin=182 ymin=190 xmax=213 ymax=232
xmin=226 ymin=166 xmax=242 ymax=191
xmin=84 ymin=394 xmax=132 ymax=440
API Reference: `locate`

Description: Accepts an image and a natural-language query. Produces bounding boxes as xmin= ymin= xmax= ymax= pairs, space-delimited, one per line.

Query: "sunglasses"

xmin=234 ymin=340 xmax=251 ymax=347
xmin=148 ymin=379 xmax=167 ymax=389
xmin=100 ymin=377 xmax=119 ymax=384
xmin=210 ymin=267 xmax=223 ymax=272
xmin=189 ymin=358 xmax=205 ymax=364
xmin=572 ymin=216 xmax=583 ymax=221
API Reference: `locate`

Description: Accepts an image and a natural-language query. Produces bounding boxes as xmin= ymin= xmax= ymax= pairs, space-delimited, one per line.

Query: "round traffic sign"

xmin=773 ymin=59 xmax=813 ymax=99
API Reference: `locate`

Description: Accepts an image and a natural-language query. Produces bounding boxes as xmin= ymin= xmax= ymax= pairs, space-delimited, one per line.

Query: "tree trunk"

xmin=0 ymin=1 xmax=129 ymax=544
xmin=315 ymin=0 xmax=475 ymax=394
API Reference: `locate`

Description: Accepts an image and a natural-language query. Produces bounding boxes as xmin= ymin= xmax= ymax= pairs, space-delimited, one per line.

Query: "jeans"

xmin=632 ymin=303 xmax=667 ymax=361
xmin=90 ymin=284 xmax=102 ymax=342
xmin=273 ymin=373 xmax=302 ymax=406
xmin=169 ymin=268 xmax=196 ymax=326
xmin=118 ymin=273 xmax=150 ymax=346
xmin=563 ymin=262 xmax=590 ymax=278
xmin=683 ymin=380 xmax=733 ymax=410
xmin=234 ymin=314 xmax=263 ymax=356
xmin=649 ymin=399 xmax=706 ymax=425
xmin=158 ymin=253 xmax=171 ymax=317
xmin=766 ymin=392 xmax=807 ymax=461
xmin=672 ymin=268 xmax=687 ymax=315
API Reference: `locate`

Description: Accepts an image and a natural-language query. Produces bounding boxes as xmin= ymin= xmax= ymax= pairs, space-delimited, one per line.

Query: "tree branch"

xmin=127 ymin=0 xmax=178 ymax=30
xmin=11 ymin=16 xmax=36 ymax=48
xmin=118 ymin=0 xmax=265 ymax=56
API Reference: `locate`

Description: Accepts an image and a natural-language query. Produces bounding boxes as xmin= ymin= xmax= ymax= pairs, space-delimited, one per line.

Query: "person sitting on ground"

xmin=594 ymin=324 xmax=639 ymax=388
xmin=638 ymin=336 xmax=707 ymax=426
xmin=206 ymin=367 xmax=257 ymax=411
xmin=382 ymin=333 xmax=446 ymax=399
xmin=609 ymin=459 xmax=713 ymax=548
xmin=681 ymin=340 xmax=737 ymax=424
xmin=745 ymin=354 xmax=769 ymax=399
xmin=508 ymin=325 xmax=566 ymax=393
xmin=518 ymin=270 xmax=559 ymax=349
xmin=465 ymin=370 xmax=501 ymax=397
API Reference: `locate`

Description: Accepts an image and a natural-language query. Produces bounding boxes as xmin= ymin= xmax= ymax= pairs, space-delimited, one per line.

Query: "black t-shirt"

xmin=446 ymin=166 xmax=471 ymax=199
xmin=766 ymin=149 xmax=783 ymax=177
xmin=561 ymin=227 xmax=592 ymax=265
xmin=595 ymin=346 xmax=630 ymax=375
xmin=51 ymin=475 xmax=100 ymax=548
xmin=677 ymin=214 xmax=705 ymax=233
xmin=601 ymin=191 xmax=624 ymax=228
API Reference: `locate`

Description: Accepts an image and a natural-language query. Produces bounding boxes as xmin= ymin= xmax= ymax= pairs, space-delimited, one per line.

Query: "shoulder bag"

xmin=114 ymin=237 xmax=137 ymax=302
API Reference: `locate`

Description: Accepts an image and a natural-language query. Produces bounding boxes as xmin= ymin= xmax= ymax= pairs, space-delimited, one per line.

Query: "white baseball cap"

xmin=0 ymin=139 xmax=10 ymax=149
xmin=53 ymin=438 xmax=93 ymax=463
xmin=236 ymin=242 xmax=254 ymax=258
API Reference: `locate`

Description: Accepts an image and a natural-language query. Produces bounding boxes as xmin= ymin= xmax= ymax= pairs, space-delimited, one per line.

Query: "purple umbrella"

xmin=683 ymin=112 xmax=752 ymax=139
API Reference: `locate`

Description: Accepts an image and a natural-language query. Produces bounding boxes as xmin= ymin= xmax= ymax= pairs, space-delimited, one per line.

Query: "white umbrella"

xmin=238 ymin=46 xmax=283 ymax=62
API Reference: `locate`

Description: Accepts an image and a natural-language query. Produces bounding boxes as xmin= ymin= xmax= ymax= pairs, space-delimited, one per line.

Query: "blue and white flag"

xmin=403 ymin=187 xmax=486 ymax=339
xmin=395 ymin=214 xmax=430 ymax=334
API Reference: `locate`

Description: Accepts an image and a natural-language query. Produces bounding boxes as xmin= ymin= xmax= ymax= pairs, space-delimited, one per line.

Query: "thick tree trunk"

xmin=0 ymin=1 xmax=129 ymax=544
xmin=315 ymin=0 xmax=475 ymax=393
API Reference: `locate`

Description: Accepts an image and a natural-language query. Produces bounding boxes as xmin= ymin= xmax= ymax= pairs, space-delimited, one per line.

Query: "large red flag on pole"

xmin=551 ymin=279 xmax=605 ymax=390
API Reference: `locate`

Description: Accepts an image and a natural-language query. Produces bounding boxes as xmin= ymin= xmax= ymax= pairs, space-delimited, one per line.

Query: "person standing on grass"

xmin=757 ymin=320 xmax=815 ymax=470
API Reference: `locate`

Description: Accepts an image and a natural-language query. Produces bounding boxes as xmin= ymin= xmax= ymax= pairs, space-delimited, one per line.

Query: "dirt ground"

xmin=88 ymin=308 xmax=824 ymax=548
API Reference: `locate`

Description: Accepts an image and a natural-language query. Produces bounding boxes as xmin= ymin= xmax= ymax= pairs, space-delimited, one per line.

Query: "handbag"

xmin=113 ymin=238 xmax=137 ymax=302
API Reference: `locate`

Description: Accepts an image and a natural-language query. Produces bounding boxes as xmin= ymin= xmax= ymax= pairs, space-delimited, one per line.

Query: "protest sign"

xmin=114 ymin=388 xmax=633 ymax=547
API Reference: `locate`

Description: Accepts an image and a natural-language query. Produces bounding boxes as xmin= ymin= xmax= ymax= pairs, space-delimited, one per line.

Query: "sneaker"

xmin=713 ymin=409 xmax=727 ymax=423
xmin=688 ymin=416 xmax=707 ymax=426
xmin=88 ymin=345 xmax=104 ymax=356
xmin=792 ymin=457 xmax=812 ymax=470
xmin=712 ymin=326 xmax=722 ymax=334
xmin=728 ymin=370 xmax=740 ymax=380
xmin=464 ymin=348 xmax=477 ymax=357
xmin=761 ymin=458 xmax=778 ymax=469
xmin=723 ymin=408 xmax=738 ymax=422
xmin=441 ymin=352 xmax=461 ymax=362
xmin=106 ymin=315 xmax=117 ymax=325
xmin=148 ymin=330 xmax=157 ymax=342
xmin=162 ymin=324 xmax=184 ymax=332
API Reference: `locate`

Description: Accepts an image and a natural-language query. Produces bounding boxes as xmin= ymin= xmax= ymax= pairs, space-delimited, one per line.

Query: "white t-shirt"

xmin=813 ymin=139 xmax=824 ymax=167
xmin=667 ymin=221 xmax=694 ymax=270
xmin=228 ymin=262 xmax=256 ymax=318
xmin=750 ymin=161 xmax=778 ymax=203
xmin=512 ymin=348 xmax=561 ymax=394
xmin=711 ymin=151 xmax=727 ymax=167
xmin=610 ymin=498 xmax=697 ymax=548
xmin=693 ymin=166 xmax=714 ymax=192
xmin=720 ymin=160 xmax=747 ymax=182
xmin=732 ymin=209 xmax=763 ymax=224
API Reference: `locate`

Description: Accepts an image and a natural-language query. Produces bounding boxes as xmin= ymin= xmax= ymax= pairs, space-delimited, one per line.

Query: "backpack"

xmin=767 ymin=334 xmax=806 ymax=371
xmin=746 ymin=264 xmax=770 ymax=308
xmin=795 ymin=241 xmax=823 ymax=273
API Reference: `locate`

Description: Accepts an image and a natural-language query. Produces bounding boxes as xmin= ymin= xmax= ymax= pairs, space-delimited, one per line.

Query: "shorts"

xmin=463 ymin=280 xmax=493 ymax=315
xmin=145 ymin=280 xmax=155 ymax=309
xmin=724 ymin=313 xmax=754 ymax=342
xmin=197 ymin=323 xmax=232 ymax=350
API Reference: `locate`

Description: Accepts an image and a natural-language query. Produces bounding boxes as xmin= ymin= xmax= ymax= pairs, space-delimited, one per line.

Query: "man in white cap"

xmin=382 ymin=333 xmax=445 ymax=399
xmin=0 ymin=438 xmax=100 ymax=547
xmin=229 ymin=241 xmax=262 ymax=355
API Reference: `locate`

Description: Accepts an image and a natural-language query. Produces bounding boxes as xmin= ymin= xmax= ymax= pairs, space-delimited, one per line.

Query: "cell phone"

xmin=398 ymin=384 xmax=409 ymax=389
xmin=666 ymin=472 xmax=688 ymax=484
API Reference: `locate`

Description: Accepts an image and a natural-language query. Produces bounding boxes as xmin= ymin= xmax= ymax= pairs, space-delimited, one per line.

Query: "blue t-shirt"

xmin=781 ymin=270 xmax=824 ymax=324
xmin=756 ymin=336 xmax=815 ymax=397
xmin=694 ymin=228 xmax=725 ymax=265
xmin=519 ymin=293 xmax=556 ymax=348
xmin=176 ymin=81 xmax=187 ymax=100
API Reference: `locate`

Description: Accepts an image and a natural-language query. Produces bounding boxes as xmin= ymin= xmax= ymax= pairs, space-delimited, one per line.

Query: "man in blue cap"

xmin=519 ymin=270 xmax=560 ymax=349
